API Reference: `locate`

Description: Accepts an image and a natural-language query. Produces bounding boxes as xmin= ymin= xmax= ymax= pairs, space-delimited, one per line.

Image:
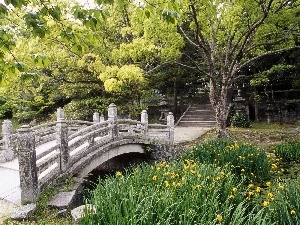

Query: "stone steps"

xmin=177 ymin=104 xmax=216 ymax=127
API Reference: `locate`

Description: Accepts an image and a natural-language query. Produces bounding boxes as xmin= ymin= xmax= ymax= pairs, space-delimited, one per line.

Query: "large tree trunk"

xmin=209 ymin=78 xmax=231 ymax=137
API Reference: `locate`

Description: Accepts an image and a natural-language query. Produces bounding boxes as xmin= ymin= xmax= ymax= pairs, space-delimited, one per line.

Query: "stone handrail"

xmin=31 ymin=121 xmax=57 ymax=146
xmin=1 ymin=103 xmax=174 ymax=204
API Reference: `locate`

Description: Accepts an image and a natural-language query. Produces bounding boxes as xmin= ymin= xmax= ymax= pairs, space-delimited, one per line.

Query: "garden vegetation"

xmin=81 ymin=138 xmax=300 ymax=225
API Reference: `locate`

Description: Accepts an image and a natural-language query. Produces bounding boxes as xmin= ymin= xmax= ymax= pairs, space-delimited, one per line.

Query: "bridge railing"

xmin=31 ymin=121 xmax=57 ymax=146
xmin=3 ymin=103 xmax=174 ymax=204
xmin=68 ymin=121 xmax=113 ymax=166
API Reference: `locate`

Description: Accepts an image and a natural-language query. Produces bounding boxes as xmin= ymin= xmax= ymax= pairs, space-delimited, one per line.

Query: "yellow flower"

xmin=266 ymin=181 xmax=271 ymax=186
xmin=279 ymin=185 xmax=284 ymax=189
xmin=271 ymin=164 xmax=277 ymax=169
xmin=160 ymin=161 xmax=167 ymax=167
xmin=256 ymin=187 xmax=261 ymax=193
xmin=241 ymin=169 xmax=245 ymax=173
xmin=152 ymin=175 xmax=157 ymax=181
xmin=216 ymin=214 xmax=223 ymax=222
xmin=229 ymin=195 xmax=234 ymax=199
xmin=116 ymin=171 xmax=122 ymax=177
xmin=246 ymin=196 xmax=251 ymax=201
xmin=196 ymin=184 xmax=201 ymax=189
xmin=268 ymin=192 xmax=274 ymax=199
xmin=183 ymin=164 xmax=189 ymax=170
xmin=248 ymin=184 xmax=254 ymax=189
xmin=263 ymin=201 xmax=269 ymax=207
xmin=291 ymin=210 xmax=296 ymax=215
xmin=215 ymin=176 xmax=221 ymax=181
xmin=165 ymin=181 xmax=170 ymax=187
xmin=232 ymin=187 xmax=237 ymax=192
xmin=248 ymin=191 xmax=254 ymax=196
xmin=190 ymin=170 xmax=196 ymax=174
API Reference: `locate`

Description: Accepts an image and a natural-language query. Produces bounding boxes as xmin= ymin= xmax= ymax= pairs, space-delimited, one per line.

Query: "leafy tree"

xmin=1 ymin=0 xmax=299 ymax=136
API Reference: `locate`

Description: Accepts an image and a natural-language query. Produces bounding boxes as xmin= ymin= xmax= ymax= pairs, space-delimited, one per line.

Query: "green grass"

xmin=274 ymin=142 xmax=300 ymax=162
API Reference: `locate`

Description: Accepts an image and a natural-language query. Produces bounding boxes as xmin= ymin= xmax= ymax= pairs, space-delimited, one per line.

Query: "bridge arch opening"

xmin=74 ymin=144 xmax=153 ymax=190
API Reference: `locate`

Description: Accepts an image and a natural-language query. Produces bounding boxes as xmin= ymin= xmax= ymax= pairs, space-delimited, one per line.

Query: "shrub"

xmin=182 ymin=138 xmax=272 ymax=182
xmin=230 ymin=113 xmax=251 ymax=128
xmin=274 ymin=142 xmax=300 ymax=162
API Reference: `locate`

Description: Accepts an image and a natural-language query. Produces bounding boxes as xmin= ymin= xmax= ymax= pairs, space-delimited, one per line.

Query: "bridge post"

xmin=108 ymin=103 xmax=118 ymax=138
xmin=167 ymin=112 xmax=174 ymax=142
xmin=1 ymin=120 xmax=14 ymax=162
xmin=141 ymin=110 xmax=148 ymax=135
xmin=17 ymin=125 xmax=38 ymax=204
xmin=93 ymin=112 xmax=100 ymax=123
xmin=56 ymin=108 xmax=69 ymax=172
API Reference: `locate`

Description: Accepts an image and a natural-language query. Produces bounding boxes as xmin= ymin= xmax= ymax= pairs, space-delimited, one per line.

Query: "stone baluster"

xmin=100 ymin=114 xmax=105 ymax=123
xmin=17 ymin=125 xmax=38 ymax=204
xmin=167 ymin=112 xmax=174 ymax=142
xmin=56 ymin=108 xmax=69 ymax=172
xmin=1 ymin=120 xmax=14 ymax=162
xmin=108 ymin=103 xmax=118 ymax=138
xmin=141 ymin=110 xmax=148 ymax=135
xmin=93 ymin=112 xmax=100 ymax=123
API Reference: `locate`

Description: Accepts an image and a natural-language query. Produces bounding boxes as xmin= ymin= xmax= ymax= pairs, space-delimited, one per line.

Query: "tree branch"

xmin=177 ymin=25 xmax=199 ymax=48
xmin=238 ymin=46 xmax=300 ymax=69
xmin=143 ymin=60 xmax=174 ymax=74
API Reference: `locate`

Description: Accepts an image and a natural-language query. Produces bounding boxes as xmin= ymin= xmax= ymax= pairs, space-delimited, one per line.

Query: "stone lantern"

xmin=233 ymin=89 xmax=246 ymax=116
xmin=159 ymin=96 xmax=169 ymax=124
xmin=265 ymin=102 xmax=274 ymax=124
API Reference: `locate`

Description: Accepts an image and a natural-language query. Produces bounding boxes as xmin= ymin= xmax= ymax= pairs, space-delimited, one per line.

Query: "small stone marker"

xmin=10 ymin=203 xmax=36 ymax=221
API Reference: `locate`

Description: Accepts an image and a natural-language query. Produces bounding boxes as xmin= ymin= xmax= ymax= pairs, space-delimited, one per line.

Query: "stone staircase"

xmin=176 ymin=104 xmax=216 ymax=127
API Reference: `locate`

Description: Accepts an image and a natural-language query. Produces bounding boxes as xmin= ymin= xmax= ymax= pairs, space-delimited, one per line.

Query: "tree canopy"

xmin=0 ymin=0 xmax=299 ymax=134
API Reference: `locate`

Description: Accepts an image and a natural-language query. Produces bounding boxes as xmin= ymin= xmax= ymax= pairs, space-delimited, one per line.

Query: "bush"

xmin=274 ymin=142 xmax=300 ymax=162
xmin=182 ymin=138 xmax=272 ymax=182
xmin=231 ymin=113 xmax=251 ymax=128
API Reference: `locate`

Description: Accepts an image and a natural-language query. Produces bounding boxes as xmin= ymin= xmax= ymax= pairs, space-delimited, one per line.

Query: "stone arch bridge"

xmin=0 ymin=103 xmax=174 ymax=204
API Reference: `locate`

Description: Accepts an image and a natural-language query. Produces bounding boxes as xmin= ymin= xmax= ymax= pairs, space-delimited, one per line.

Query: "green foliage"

xmin=231 ymin=114 xmax=251 ymax=128
xmin=274 ymin=142 xmax=300 ymax=162
xmin=183 ymin=139 xmax=272 ymax=182
xmin=261 ymin=179 xmax=300 ymax=225
xmin=82 ymin=161 xmax=253 ymax=224
xmin=63 ymin=97 xmax=113 ymax=120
